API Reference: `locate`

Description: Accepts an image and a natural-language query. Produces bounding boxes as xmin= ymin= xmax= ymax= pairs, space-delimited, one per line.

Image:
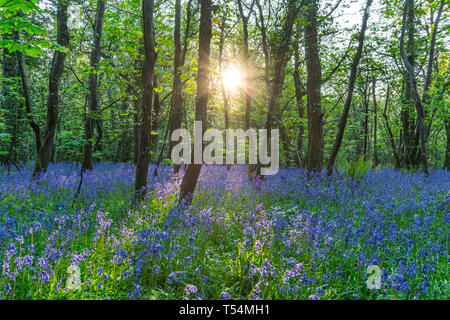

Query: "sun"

xmin=222 ymin=66 xmax=243 ymax=93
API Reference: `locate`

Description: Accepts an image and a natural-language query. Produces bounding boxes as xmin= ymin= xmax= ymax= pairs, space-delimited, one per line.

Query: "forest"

xmin=0 ymin=0 xmax=449 ymax=301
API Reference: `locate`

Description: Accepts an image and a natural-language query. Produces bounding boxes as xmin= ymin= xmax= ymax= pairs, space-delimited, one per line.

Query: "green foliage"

xmin=339 ymin=155 xmax=372 ymax=181
xmin=0 ymin=0 xmax=448 ymax=169
xmin=0 ymin=0 xmax=47 ymax=56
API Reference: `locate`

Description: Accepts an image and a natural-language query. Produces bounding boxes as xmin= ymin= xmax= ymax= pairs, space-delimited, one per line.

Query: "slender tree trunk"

xmin=179 ymin=0 xmax=212 ymax=205
xmin=218 ymin=14 xmax=231 ymax=170
xmin=117 ymin=100 xmax=135 ymax=163
xmin=327 ymin=0 xmax=373 ymax=176
xmin=400 ymin=0 xmax=417 ymax=168
xmin=264 ymin=0 xmax=298 ymax=131
xmin=133 ymin=96 xmax=140 ymax=165
xmin=33 ymin=1 xmax=70 ymax=177
xmin=181 ymin=0 xmax=193 ymax=66
xmin=52 ymin=122 xmax=59 ymax=162
xmin=381 ymin=83 xmax=401 ymax=167
xmin=401 ymin=99 xmax=413 ymax=167
xmin=150 ymin=73 xmax=160 ymax=156
xmin=169 ymin=0 xmax=183 ymax=173
xmin=279 ymin=124 xmax=291 ymax=166
xmin=422 ymin=0 xmax=445 ymax=108
xmin=237 ymin=0 xmax=255 ymax=130
xmin=168 ymin=0 xmax=192 ymax=174
xmin=134 ymin=0 xmax=157 ymax=200
xmin=2 ymin=34 xmax=19 ymax=167
xmin=372 ymin=78 xmax=378 ymax=166
xmin=18 ymin=51 xmax=42 ymax=154
xmin=250 ymin=0 xmax=270 ymax=177
xmin=293 ymin=22 xmax=306 ymax=168
xmin=399 ymin=0 xmax=428 ymax=175
xmin=445 ymin=119 xmax=450 ymax=170
xmin=363 ymin=84 xmax=369 ymax=157
xmin=255 ymin=0 xmax=270 ymax=91
xmin=94 ymin=118 xmax=103 ymax=154
xmin=424 ymin=0 xmax=445 ymax=138
xmin=304 ymin=0 xmax=324 ymax=172
xmin=82 ymin=0 xmax=106 ymax=171
xmin=249 ymin=0 xmax=297 ymax=177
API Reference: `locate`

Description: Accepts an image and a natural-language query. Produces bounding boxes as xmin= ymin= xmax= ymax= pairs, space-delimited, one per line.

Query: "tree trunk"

xmin=304 ymin=0 xmax=324 ymax=172
xmin=381 ymin=83 xmax=401 ymax=167
xmin=327 ymin=0 xmax=373 ymax=176
xmin=117 ymin=100 xmax=133 ymax=163
xmin=218 ymin=14 xmax=231 ymax=170
xmin=372 ymin=78 xmax=378 ymax=166
xmin=255 ymin=0 xmax=270 ymax=91
xmin=279 ymin=124 xmax=291 ymax=166
xmin=134 ymin=0 xmax=158 ymax=200
xmin=168 ymin=0 xmax=192 ymax=174
xmin=422 ymin=0 xmax=445 ymax=109
xmin=33 ymin=1 xmax=70 ymax=177
xmin=18 ymin=51 xmax=42 ymax=155
xmin=264 ymin=0 xmax=298 ymax=131
xmin=2 ymin=34 xmax=19 ymax=167
xmin=251 ymin=0 xmax=270 ymax=176
xmin=363 ymin=84 xmax=369 ymax=157
xmin=133 ymin=96 xmax=140 ymax=165
xmin=400 ymin=0 xmax=418 ymax=168
xmin=94 ymin=117 xmax=103 ymax=154
xmin=399 ymin=0 xmax=429 ymax=175
xmin=293 ymin=22 xmax=306 ymax=168
xmin=150 ymin=73 xmax=160 ymax=156
xmin=179 ymin=0 xmax=212 ymax=205
xmin=237 ymin=0 xmax=254 ymax=130
xmin=169 ymin=0 xmax=183 ymax=173
xmin=181 ymin=0 xmax=193 ymax=66
xmin=252 ymin=0 xmax=297 ymax=176
xmin=424 ymin=0 xmax=445 ymax=138
xmin=82 ymin=0 xmax=106 ymax=171
xmin=445 ymin=119 xmax=450 ymax=170
xmin=248 ymin=0 xmax=298 ymax=177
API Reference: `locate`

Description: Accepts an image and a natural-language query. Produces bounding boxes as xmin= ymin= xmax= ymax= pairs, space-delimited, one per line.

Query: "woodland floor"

xmin=0 ymin=163 xmax=448 ymax=300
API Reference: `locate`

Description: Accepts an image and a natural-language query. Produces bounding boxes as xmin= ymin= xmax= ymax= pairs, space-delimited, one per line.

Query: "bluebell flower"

xmin=220 ymin=291 xmax=231 ymax=300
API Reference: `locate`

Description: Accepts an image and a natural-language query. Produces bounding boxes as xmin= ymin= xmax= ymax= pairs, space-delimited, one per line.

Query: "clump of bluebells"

xmin=0 ymin=163 xmax=448 ymax=300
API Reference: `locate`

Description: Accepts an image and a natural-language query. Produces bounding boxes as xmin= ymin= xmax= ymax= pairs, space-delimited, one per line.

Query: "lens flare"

xmin=222 ymin=66 xmax=243 ymax=92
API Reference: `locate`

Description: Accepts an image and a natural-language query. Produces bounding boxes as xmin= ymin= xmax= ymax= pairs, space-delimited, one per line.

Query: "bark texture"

xmin=179 ymin=0 xmax=212 ymax=205
xmin=304 ymin=0 xmax=324 ymax=172
xmin=326 ymin=0 xmax=373 ymax=176
xmin=399 ymin=0 xmax=429 ymax=175
xmin=134 ymin=0 xmax=157 ymax=200
xmin=82 ymin=0 xmax=106 ymax=171
xmin=33 ymin=1 xmax=70 ymax=177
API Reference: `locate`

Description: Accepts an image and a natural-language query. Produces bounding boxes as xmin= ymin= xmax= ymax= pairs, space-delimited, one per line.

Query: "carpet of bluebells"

xmin=0 ymin=163 xmax=448 ymax=300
